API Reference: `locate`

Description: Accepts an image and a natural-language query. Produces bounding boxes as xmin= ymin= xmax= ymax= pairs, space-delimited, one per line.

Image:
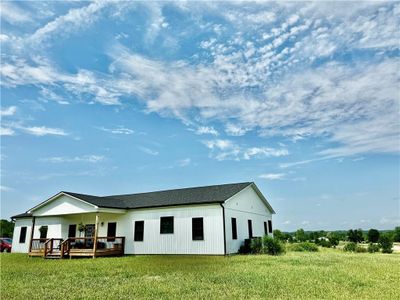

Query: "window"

xmin=231 ymin=218 xmax=237 ymax=240
xmin=264 ymin=222 xmax=268 ymax=235
xmin=134 ymin=221 xmax=144 ymax=242
xmin=192 ymin=218 xmax=204 ymax=240
xmin=107 ymin=222 xmax=117 ymax=242
xmin=268 ymin=220 xmax=273 ymax=233
xmin=19 ymin=227 xmax=27 ymax=243
xmin=68 ymin=224 xmax=76 ymax=238
xmin=248 ymin=220 xmax=253 ymax=239
xmin=39 ymin=226 xmax=48 ymax=239
xmin=160 ymin=216 xmax=174 ymax=234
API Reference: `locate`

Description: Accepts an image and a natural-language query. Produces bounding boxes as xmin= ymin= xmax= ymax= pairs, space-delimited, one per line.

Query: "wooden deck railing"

xmin=59 ymin=237 xmax=125 ymax=258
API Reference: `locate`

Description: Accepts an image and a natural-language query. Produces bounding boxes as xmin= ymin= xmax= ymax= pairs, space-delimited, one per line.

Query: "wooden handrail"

xmin=60 ymin=239 xmax=70 ymax=258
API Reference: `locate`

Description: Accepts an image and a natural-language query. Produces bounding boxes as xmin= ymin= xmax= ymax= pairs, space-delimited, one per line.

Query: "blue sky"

xmin=1 ymin=1 xmax=399 ymax=231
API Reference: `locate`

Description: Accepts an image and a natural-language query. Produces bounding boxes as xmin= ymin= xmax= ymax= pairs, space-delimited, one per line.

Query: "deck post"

xmin=28 ymin=216 xmax=36 ymax=253
xmin=93 ymin=213 xmax=99 ymax=258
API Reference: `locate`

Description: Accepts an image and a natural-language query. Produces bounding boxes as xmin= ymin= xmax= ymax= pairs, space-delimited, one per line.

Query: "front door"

xmin=85 ymin=224 xmax=95 ymax=248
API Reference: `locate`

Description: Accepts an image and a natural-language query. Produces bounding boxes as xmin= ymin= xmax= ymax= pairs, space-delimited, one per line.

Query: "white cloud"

xmin=178 ymin=158 xmax=191 ymax=167
xmin=99 ymin=126 xmax=135 ymax=135
xmin=28 ymin=1 xmax=108 ymax=47
xmin=40 ymin=155 xmax=105 ymax=163
xmin=139 ymin=147 xmax=159 ymax=156
xmin=243 ymin=147 xmax=289 ymax=160
xmin=225 ymin=123 xmax=248 ymax=136
xmin=0 ymin=2 xmax=32 ymax=24
xmin=195 ymin=126 xmax=219 ymax=136
xmin=203 ymin=139 xmax=288 ymax=161
xmin=259 ymin=173 xmax=286 ymax=180
xmin=0 ymin=127 xmax=15 ymax=136
xmin=0 ymin=185 xmax=12 ymax=192
xmin=0 ymin=106 xmax=17 ymax=116
xmin=22 ymin=126 xmax=68 ymax=136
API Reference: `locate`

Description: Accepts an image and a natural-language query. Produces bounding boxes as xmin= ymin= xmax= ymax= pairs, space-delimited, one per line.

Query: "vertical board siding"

xmin=224 ymin=186 xmax=273 ymax=254
xmin=12 ymin=205 xmax=225 ymax=255
xmin=123 ymin=204 xmax=225 ymax=255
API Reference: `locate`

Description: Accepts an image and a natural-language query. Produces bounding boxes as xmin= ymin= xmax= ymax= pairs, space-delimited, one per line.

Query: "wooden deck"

xmin=29 ymin=237 xmax=125 ymax=259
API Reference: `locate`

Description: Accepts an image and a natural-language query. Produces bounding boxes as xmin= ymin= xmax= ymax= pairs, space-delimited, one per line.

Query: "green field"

xmin=1 ymin=250 xmax=399 ymax=299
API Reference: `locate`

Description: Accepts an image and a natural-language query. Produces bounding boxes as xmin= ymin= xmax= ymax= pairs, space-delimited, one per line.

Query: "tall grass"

xmin=1 ymin=250 xmax=399 ymax=299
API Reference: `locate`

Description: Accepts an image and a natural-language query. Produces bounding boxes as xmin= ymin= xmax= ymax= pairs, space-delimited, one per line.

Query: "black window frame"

xmin=268 ymin=220 xmax=273 ymax=234
xmin=231 ymin=218 xmax=237 ymax=240
xmin=192 ymin=217 xmax=204 ymax=241
xmin=134 ymin=221 xmax=144 ymax=242
xmin=68 ymin=224 xmax=76 ymax=238
xmin=248 ymin=220 xmax=253 ymax=239
xmin=19 ymin=226 xmax=27 ymax=243
xmin=160 ymin=216 xmax=174 ymax=234
xmin=264 ymin=222 xmax=268 ymax=235
xmin=107 ymin=222 xmax=117 ymax=242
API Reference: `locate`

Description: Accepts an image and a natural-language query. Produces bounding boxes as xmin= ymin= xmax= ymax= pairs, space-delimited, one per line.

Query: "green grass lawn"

xmin=1 ymin=249 xmax=399 ymax=299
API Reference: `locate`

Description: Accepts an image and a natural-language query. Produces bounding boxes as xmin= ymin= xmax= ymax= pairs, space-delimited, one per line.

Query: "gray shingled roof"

xmin=65 ymin=182 xmax=253 ymax=209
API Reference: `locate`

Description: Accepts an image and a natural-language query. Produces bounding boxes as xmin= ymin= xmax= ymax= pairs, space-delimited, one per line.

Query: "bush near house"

xmin=288 ymin=242 xmax=319 ymax=252
xmin=244 ymin=236 xmax=285 ymax=255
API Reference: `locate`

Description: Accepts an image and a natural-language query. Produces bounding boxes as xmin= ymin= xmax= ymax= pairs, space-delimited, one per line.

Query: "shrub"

xmin=262 ymin=236 xmax=285 ymax=255
xmin=367 ymin=229 xmax=380 ymax=243
xmin=317 ymin=239 xmax=332 ymax=248
xmin=355 ymin=245 xmax=367 ymax=253
xmin=343 ymin=242 xmax=357 ymax=252
xmin=379 ymin=234 xmax=393 ymax=254
xmin=367 ymin=243 xmax=380 ymax=253
xmin=238 ymin=239 xmax=252 ymax=254
xmin=289 ymin=242 xmax=319 ymax=252
xmin=347 ymin=229 xmax=364 ymax=243
xmin=250 ymin=237 xmax=263 ymax=254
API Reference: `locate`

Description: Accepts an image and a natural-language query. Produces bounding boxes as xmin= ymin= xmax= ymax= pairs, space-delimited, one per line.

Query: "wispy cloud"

xmin=40 ymin=155 xmax=105 ymax=163
xmin=203 ymin=139 xmax=288 ymax=161
xmin=178 ymin=158 xmax=191 ymax=167
xmin=22 ymin=126 xmax=68 ymax=136
xmin=195 ymin=126 xmax=219 ymax=136
xmin=0 ymin=2 xmax=32 ymax=24
xmin=139 ymin=146 xmax=159 ymax=156
xmin=0 ymin=106 xmax=17 ymax=116
xmin=259 ymin=173 xmax=286 ymax=180
xmin=0 ymin=127 xmax=15 ymax=136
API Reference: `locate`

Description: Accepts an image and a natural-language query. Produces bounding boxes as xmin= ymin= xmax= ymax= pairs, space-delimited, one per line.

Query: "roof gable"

xmin=13 ymin=182 xmax=274 ymax=218
xmin=29 ymin=192 xmax=98 ymax=216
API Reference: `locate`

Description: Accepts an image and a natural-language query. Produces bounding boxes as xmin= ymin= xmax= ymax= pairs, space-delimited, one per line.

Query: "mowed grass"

xmin=1 ymin=249 xmax=399 ymax=299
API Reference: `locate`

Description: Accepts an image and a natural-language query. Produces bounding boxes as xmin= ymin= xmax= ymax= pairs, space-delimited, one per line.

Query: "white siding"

xmin=33 ymin=195 xmax=97 ymax=216
xmin=11 ymin=219 xmax=32 ymax=253
xmin=120 ymin=204 xmax=225 ymax=255
xmin=12 ymin=205 xmax=225 ymax=255
xmin=224 ymin=185 xmax=273 ymax=254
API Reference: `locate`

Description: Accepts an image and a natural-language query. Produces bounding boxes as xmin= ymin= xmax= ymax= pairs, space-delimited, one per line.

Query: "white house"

xmin=11 ymin=182 xmax=275 ymax=258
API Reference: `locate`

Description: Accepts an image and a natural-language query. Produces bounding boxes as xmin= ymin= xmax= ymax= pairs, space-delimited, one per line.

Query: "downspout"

xmin=219 ymin=203 xmax=227 ymax=255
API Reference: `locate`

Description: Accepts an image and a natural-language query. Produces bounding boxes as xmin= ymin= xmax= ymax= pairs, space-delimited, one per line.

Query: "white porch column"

xmin=93 ymin=213 xmax=99 ymax=258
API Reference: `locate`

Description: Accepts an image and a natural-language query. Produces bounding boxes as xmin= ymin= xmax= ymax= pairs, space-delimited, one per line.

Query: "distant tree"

xmin=379 ymin=233 xmax=393 ymax=254
xmin=347 ymin=229 xmax=364 ymax=243
xmin=273 ymin=229 xmax=284 ymax=241
xmin=0 ymin=219 xmax=14 ymax=238
xmin=393 ymin=227 xmax=400 ymax=243
xmin=284 ymin=233 xmax=294 ymax=243
xmin=295 ymin=228 xmax=307 ymax=242
xmin=327 ymin=232 xmax=340 ymax=247
xmin=367 ymin=229 xmax=380 ymax=243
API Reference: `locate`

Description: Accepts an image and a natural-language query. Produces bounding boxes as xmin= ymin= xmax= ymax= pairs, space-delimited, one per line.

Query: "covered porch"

xmin=27 ymin=192 xmax=127 ymax=259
